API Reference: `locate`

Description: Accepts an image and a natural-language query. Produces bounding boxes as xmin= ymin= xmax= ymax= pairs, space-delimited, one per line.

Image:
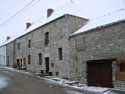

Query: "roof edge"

xmin=70 ymin=20 xmax=125 ymax=38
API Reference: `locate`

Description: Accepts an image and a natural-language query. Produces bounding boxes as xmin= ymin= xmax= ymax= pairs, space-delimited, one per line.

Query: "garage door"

xmin=87 ymin=59 xmax=114 ymax=87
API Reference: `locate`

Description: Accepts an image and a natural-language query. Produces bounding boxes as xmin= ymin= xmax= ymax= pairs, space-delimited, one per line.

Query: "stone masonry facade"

xmin=2 ymin=12 xmax=125 ymax=89
xmin=14 ymin=14 xmax=87 ymax=78
xmin=6 ymin=41 xmax=16 ymax=67
xmin=69 ymin=21 xmax=125 ymax=89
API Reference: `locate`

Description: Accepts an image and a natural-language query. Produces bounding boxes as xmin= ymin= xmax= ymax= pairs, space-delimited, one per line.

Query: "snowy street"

xmin=0 ymin=67 xmax=125 ymax=94
xmin=0 ymin=67 xmax=67 ymax=94
xmin=0 ymin=67 xmax=89 ymax=94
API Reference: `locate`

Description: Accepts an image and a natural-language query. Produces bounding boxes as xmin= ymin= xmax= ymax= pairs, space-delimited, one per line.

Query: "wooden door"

xmin=87 ymin=60 xmax=113 ymax=87
xmin=45 ymin=57 xmax=49 ymax=73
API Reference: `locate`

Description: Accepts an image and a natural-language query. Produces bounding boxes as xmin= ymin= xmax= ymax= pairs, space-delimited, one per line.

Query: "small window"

xmin=45 ymin=32 xmax=49 ymax=46
xmin=7 ymin=56 xmax=9 ymax=66
xmin=38 ymin=53 xmax=42 ymax=65
xmin=20 ymin=58 xmax=22 ymax=67
xmin=17 ymin=59 xmax=20 ymax=67
xmin=18 ymin=43 xmax=20 ymax=50
xmin=23 ymin=58 xmax=26 ymax=66
xmin=75 ymin=37 xmax=85 ymax=51
xmin=58 ymin=48 xmax=63 ymax=60
xmin=28 ymin=39 xmax=31 ymax=48
xmin=28 ymin=55 xmax=31 ymax=64
xmin=56 ymin=72 xmax=59 ymax=76
xmin=119 ymin=63 xmax=125 ymax=72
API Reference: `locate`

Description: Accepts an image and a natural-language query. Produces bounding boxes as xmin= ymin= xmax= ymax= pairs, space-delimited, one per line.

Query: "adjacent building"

xmin=69 ymin=10 xmax=125 ymax=89
xmin=6 ymin=40 xmax=16 ymax=67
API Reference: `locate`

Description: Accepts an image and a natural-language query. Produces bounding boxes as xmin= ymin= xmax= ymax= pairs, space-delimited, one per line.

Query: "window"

xmin=23 ymin=58 xmax=26 ymax=66
xmin=56 ymin=72 xmax=59 ymax=76
xmin=45 ymin=32 xmax=49 ymax=46
xmin=17 ymin=59 xmax=20 ymax=67
xmin=75 ymin=37 xmax=85 ymax=51
xmin=28 ymin=39 xmax=31 ymax=48
xmin=38 ymin=53 xmax=42 ymax=65
xmin=18 ymin=43 xmax=20 ymax=50
xmin=119 ymin=63 xmax=125 ymax=72
xmin=20 ymin=58 xmax=22 ymax=67
xmin=28 ymin=55 xmax=31 ymax=64
xmin=58 ymin=48 xmax=63 ymax=60
xmin=7 ymin=56 xmax=9 ymax=66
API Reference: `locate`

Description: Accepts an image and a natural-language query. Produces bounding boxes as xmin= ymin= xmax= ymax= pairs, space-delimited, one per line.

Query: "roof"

xmin=71 ymin=9 xmax=125 ymax=36
xmin=0 ymin=0 xmax=124 ymax=47
xmin=0 ymin=37 xmax=16 ymax=47
xmin=15 ymin=0 xmax=124 ymax=40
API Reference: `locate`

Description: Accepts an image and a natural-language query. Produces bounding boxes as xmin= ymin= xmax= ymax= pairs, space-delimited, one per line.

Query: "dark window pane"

xmin=120 ymin=63 xmax=125 ymax=72
xmin=28 ymin=40 xmax=31 ymax=48
xmin=38 ymin=53 xmax=42 ymax=65
xmin=58 ymin=48 xmax=63 ymax=60
xmin=45 ymin=32 xmax=49 ymax=46
xmin=28 ymin=55 xmax=31 ymax=64
xmin=18 ymin=43 xmax=20 ymax=50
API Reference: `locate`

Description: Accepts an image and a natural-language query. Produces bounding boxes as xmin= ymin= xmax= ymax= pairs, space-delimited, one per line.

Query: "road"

xmin=1 ymin=67 xmax=124 ymax=94
xmin=0 ymin=67 xmax=85 ymax=94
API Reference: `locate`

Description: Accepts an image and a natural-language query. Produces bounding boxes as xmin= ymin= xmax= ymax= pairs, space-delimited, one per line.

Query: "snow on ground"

xmin=44 ymin=76 xmax=110 ymax=93
xmin=103 ymin=91 xmax=112 ymax=94
xmin=66 ymin=90 xmax=85 ymax=94
xmin=0 ymin=66 xmax=32 ymax=76
xmin=0 ymin=77 xmax=9 ymax=89
xmin=68 ymin=84 xmax=109 ymax=93
xmin=0 ymin=66 xmax=110 ymax=93
xmin=71 ymin=85 xmax=109 ymax=93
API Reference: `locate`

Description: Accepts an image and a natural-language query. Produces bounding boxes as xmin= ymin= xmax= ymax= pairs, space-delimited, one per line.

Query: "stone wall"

xmin=6 ymin=41 xmax=15 ymax=67
xmin=69 ymin=21 xmax=125 ymax=88
xmin=15 ymin=14 xmax=87 ymax=78
xmin=0 ymin=45 xmax=6 ymax=66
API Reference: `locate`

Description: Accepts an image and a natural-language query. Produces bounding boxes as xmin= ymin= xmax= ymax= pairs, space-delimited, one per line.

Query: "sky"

xmin=0 ymin=0 xmax=124 ymax=44
xmin=0 ymin=0 xmax=70 ymax=43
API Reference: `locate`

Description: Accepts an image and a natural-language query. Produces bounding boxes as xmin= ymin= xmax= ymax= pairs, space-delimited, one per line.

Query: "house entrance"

xmin=45 ymin=57 xmax=49 ymax=73
xmin=87 ymin=59 xmax=114 ymax=87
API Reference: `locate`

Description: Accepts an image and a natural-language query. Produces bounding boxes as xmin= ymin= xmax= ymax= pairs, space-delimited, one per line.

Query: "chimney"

xmin=7 ymin=36 xmax=10 ymax=40
xmin=47 ymin=8 xmax=54 ymax=17
xmin=26 ymin=22 xmax=32 ymax=29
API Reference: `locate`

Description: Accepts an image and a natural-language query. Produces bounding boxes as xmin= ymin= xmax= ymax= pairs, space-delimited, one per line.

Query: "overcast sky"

xmin=0 ymin=0 xmax=124 ymax=44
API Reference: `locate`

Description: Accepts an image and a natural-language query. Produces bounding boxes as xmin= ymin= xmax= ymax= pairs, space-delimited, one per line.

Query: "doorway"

xmin=45 ymin=57 xmax=49 ymax=73
xmin=87 ymin=59 xmax=114 ymax=87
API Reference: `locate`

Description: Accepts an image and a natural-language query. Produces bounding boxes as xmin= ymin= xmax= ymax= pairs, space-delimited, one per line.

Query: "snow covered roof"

xmin=71 ymin=9 xmax=125 ymax=36
xmin=15 ymin=0 xmax=124 ymax=40
xmin=0 ymin=0 xmax=124 ymax=46
xmin=0 ymin=37 xmax=16 ymax=47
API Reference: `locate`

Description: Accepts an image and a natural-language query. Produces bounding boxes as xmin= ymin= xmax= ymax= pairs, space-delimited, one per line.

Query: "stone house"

xmin=0 ymin=37 xmax=16 ymax=67
xmin=14 ymin=10 xmax=87 ymax=78
xmin=69 ymin=10 xmax=125 ymax=89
